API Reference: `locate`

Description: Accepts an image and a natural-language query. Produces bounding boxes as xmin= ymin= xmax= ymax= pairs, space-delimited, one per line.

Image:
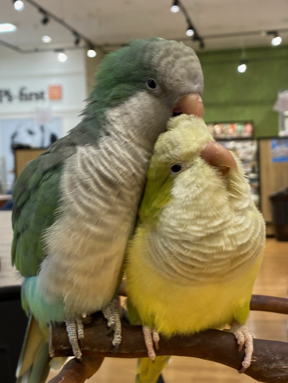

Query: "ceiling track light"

xmin=39 ymin=8 xmax=50 ymax=25
xmin=87 ymin=46 xmax=97 ymax=58
xmin=272 ymin=34 xmax=282 ymax=46
xmin=199 ymin=40 xmax=205 ymax=49
xmin=237 ymin=60 xmax=247 ymax=73
xmin=10 ymin=0 xmax=103 ymax=56
xmin=267 ymin=30 xmax=282 ymax=46
xmin=186 ymin=23 xmax=194 ymax=37
xmin=73 ymin=32 xmax=81 ymax=46
xmin=174 ymin=1 xmax=203 ymax=48
xmin=171 ymin=0 xmax=180 ymax=13
xmin=192 ymin=34 xmax=200 ymax=42
xmin=41 ymin=14 xmax=49 ymax=25
xmin=13 ymin=0 xmax=24 ymax=11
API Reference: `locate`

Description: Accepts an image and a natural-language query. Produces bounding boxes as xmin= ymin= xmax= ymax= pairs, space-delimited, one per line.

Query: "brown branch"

xmin=250 ymin=294 xmax=288 ymax=314
xmin=48 ymin=356 xmax=104 ymax=383
xmin=48 ymin=295 xmax=288 ymax=383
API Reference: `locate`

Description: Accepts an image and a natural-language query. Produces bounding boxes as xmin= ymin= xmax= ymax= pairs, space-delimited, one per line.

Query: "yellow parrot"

xmin=125 ymin=115 xmax=265 ymax=383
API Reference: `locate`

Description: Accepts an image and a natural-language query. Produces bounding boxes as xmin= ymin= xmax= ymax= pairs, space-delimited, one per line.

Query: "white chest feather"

xmin=37 ymin=93 xmax=169 ymax=316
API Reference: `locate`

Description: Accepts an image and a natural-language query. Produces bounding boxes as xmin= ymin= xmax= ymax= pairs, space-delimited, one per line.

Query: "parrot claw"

xmin=110 ymin=342 xmax=120 ymax=357
xmin=102 ymin=300 xmax=122 ymax=353
xmin=229 ymin=323 xmax=254 ymax=373
xmin=65 ymin=318 xmax=84 ymax=359
xmin=143 ymin=326 xmax=160 ymax=361
xmin=153 ymin=329 xmax=160 ymax=350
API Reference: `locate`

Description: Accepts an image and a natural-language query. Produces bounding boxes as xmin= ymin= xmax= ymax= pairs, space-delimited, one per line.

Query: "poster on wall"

xmin=271 ymin=139 xmax=288 ymax=163
xmin=0 ymin=117 xmax=62 ymax=191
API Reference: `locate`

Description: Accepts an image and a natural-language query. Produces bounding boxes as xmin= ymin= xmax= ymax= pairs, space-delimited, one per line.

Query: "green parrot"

xmin=12 ymin=38 xmax=204 ymax=382
xmin=126 ymin=115 xmax=265 ymax=383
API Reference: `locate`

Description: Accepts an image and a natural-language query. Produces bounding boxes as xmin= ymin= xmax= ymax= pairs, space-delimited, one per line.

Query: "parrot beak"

xmin=200 ymin=140 xmax=238 ymax=178
xmin=172 ymin=94 xmax=204 ymax=118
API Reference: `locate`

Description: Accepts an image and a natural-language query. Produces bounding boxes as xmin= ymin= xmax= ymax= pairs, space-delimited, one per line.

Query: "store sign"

xmin=48 ymin=85 xmax=62 ymax=100
xmin=0 ymin=87 xmax=45 ymax=102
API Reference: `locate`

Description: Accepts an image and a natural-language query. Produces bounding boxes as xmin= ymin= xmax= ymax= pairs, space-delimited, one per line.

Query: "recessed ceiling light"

xmin=42 ymin=35 xmax=52 ymax=43
xmin=0 ymin=23 xmax=17 ymax=33
xmin=58 ymin=52 xmax=67 ymax=62
xmin=14 ymin=0 xmax=24 ymax=11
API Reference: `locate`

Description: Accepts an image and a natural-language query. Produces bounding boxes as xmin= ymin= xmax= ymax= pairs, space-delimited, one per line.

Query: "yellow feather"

xmin=126 ymin=228 xmax=264 ymax=337
xmin=126 ymin=115 xmax=265 ymax=337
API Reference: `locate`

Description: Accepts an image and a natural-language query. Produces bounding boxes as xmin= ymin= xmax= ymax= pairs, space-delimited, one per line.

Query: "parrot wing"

xmin=11 ymin=140 xmax=76 ymax=277
xmin=12 ymin=140 xmax=76 ymax=381
xmin=16 ymin=315 xmax=50 ymax=383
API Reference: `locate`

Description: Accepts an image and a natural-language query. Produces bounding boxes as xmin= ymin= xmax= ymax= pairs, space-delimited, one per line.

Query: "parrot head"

xmin=139 ymin=114 xmax=253 ymax=227
xmin=84 ymin=38 xmax=204 ymax=145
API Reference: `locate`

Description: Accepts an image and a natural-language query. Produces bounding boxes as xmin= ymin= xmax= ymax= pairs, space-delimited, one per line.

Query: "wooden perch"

xmin=48 ymin=295 xmax=288 ymax=383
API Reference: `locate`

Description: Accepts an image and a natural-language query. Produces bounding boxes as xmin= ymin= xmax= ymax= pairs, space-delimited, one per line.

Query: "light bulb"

xmin=186 ymin=28 xmax=194 ymax=37
xmin=87 ymin=49 xmax=97 ymax=58
xmin=58 ymin=52 xmax=67 ymax=62
xmin=42 ymin=35 xmax=52 ymax=43
xmin=271 ymin=36 xmax=282 ymax=46
xmin=14 ymin=0 xmax=24 ymax=11
xmin=170 ymin=5 xmax=179 ymax=13
xmin=0 ymin=23 xmax=17 ymax=33
xmin=237 ymin=63 xmax=247 ymax=73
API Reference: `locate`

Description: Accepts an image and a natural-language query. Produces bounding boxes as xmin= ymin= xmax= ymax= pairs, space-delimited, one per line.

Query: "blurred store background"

xmin=0 ymin=1 xmax=288 ymax=382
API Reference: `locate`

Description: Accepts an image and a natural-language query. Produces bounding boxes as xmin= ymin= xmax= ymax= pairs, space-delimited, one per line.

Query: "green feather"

xmin=22 ymin=277 xmax=65 ymax=324
xmin=139 ymin=159 xmax=174 ymax=227
xmin=12 ymin=158 xmax=62 ymax=277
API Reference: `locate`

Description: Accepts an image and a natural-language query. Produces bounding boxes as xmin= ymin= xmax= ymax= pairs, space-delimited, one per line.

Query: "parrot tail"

xmin=15 ymin=314 xmax=58 ymax=383
xmin=135 ymin=355 xmax=170 ymax=383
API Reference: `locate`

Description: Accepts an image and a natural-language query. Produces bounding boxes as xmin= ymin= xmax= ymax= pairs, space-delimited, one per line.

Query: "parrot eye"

xmin=146 ymin=79 xmax=157 ymax=90
xmin=170 ymin=164 xmax=183 ymax=175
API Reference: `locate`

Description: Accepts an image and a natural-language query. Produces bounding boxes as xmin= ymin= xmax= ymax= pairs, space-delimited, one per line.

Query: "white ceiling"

xmin=1 ymin=0 xmax=288 ymax=53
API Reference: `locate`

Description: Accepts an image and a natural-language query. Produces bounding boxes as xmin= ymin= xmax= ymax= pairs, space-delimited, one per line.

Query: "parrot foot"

xmin=65 ymin=318 xmax=84 ymax=360
xmin=229 ymin=323 xmax=254 ymax=373
xmin=143 ymin=325 xmax=160 ymax=362
xmin=102 ymin=300 xmax=122 ymax=354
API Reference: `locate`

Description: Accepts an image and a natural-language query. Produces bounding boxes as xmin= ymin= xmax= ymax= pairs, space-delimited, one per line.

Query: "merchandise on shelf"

xmin=207 ymin=122 xmax=253 ymax=139
xmin=217 ymin=139 xmax=259 ymax=207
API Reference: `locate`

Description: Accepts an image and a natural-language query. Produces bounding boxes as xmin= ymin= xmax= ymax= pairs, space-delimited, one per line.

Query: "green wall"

xmin=197 ymin=45 xmax=288 ymax=137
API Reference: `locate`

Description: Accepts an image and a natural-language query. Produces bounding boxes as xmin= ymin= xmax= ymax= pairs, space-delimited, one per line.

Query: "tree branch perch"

xmin=48 ymin=295 xmax=288 ymax=383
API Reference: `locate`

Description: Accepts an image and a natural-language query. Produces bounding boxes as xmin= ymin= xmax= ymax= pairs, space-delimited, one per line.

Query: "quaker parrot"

xmin=11 ymin=38 xmax=204 ymax=382
xmin=126 ymin=115 xmax=265 ymax=383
